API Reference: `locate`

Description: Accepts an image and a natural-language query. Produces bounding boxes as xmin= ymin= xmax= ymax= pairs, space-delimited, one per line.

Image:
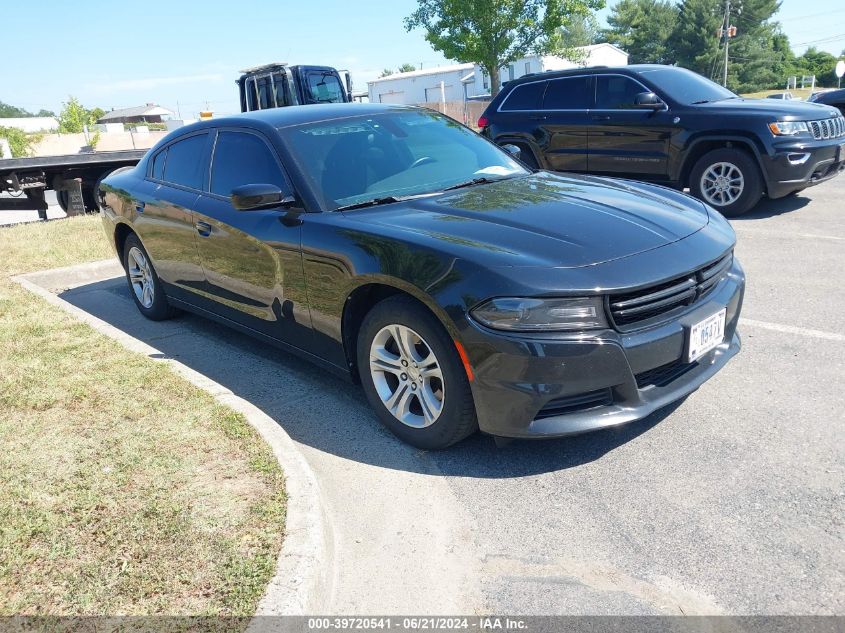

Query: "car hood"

xmin=345 ymin=172 xmax=709 ymax=269
xmin=699 ymin=98 xmax=840 ymax=119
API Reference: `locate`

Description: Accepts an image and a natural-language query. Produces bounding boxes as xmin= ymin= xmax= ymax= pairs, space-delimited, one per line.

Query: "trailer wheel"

xmin=56 ymin=190 xmax=69 ymax=214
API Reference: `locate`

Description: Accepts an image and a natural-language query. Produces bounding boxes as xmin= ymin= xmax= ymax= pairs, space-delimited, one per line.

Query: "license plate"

xmin=687 ymin=309 xmax=727 ymax=362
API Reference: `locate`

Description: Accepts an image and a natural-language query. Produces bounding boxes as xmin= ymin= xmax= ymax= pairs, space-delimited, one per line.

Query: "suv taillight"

xmin=477 ymin=115 xmax=489 ymax=128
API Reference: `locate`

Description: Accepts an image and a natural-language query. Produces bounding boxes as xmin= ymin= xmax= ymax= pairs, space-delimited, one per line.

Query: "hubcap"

xmin=701 ymin=161 xmax=744 ymax=207
xmin=127 ymin=246 xmax=155 ymax=308
xmin=369 ymin=324 xmax=444 ymax=428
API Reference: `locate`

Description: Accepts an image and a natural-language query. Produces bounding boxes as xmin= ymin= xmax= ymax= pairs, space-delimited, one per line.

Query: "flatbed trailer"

xmin=0 ymin=149 xmax=146 ymax=219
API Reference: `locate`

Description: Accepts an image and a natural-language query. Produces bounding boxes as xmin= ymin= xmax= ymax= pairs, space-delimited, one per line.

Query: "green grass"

xmin=0 ymin=216 xmax=286 ymax=616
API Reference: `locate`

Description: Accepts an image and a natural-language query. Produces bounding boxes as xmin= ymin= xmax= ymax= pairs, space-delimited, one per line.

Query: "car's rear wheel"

xmin=690 ymin=148 xmax=763 ymax=217
xmin=357 ymin=295 xmax=478 ymax=449
xmin=123 ymin=233 xmax=179 ymax=320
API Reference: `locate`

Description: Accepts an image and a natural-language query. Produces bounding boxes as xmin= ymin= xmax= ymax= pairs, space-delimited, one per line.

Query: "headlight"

xmin=768 ymin=121 xmax=809 ymax=136
xmin=470 ymin=297 xmax=608 ymax=331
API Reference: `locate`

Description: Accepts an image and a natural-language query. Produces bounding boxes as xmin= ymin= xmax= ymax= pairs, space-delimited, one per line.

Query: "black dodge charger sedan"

xmin=100 ymin=104 xmax=744 ymax=449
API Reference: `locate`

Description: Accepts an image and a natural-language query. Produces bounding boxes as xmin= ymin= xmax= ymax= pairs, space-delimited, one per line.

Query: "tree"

xmin=557 ymin=13 xmax=600 ymax=47
xmin=398 ymin=63 xmax=418 ymax=73
xmin=379 ymin=68 xmax=395 ymax=78
xmin=794 ymin=47 xmax=839 ymax=87
xmin=668 ymin=0 xmax=722 ymax=80
xmin=0 ymin=101 xmax=55 ymax=118
xmin=602 ymin=0 xmax=678 ymax=64
xmin=405 ymin=0 xmax=605 ymax=96
xmin=720 ymin=0 xmax=782 ymax=92
xmin=57 ymin=96 xmax=103 ymax=133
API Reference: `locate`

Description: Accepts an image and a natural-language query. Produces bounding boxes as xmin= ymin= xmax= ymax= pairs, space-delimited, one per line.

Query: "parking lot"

xmin=20 ymin=177 xmax=844 ymax=615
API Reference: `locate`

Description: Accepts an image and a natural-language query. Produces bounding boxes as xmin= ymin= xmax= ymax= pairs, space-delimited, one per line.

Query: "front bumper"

xmin=764 ymin=137 xmax=845 ymax=198
xmin=462 ymin=259 xmax=745 ymax=439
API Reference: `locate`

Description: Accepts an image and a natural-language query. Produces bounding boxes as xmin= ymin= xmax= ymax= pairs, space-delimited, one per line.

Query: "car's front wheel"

xmin=357 ymin=296 xmax=478 ymax=449
xmin=690 ymin=148 xmax=763 ymax=217
xmin=123 ymin=233 xmax=179 ymax=320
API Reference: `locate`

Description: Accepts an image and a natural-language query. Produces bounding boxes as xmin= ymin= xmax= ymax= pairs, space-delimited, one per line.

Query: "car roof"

xmin=181 ymin=103 xmax=420 ymax=133
xmin=499 ymin=63 xmax=683 ymax=90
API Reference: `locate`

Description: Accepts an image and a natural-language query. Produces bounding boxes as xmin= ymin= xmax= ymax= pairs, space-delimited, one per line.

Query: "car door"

xmin=535 ymin=75 xmax=592 ymax=172
xmin=587 ymin=74 xmax=673 ymax=179
xmin=134 ymin=132 xmax=209 ymax=302
xmin=191 ymin=128 xmax=312 ymax=346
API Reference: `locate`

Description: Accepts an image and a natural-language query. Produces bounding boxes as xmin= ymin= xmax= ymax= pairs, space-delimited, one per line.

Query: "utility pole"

xmin=723 ymin=0 xmax=730 ymax=87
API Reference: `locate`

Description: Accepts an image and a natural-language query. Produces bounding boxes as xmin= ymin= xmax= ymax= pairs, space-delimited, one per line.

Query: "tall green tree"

xmin=668 ymin=0 xmax=722 ymax=80
xmin=721 ymin=0 xmax=782 ymax=92
xmin=794 ymin=47 xmax=840 ymax=87
xmin=602 ymin=0 xmax=678 ymax=64
xmin=0 ymin=101 xmax=55 ymax=118
xmin=379 ymin=68 xmax=394 ymax=78
xmin=558 ymin=13 xmax=601 ymax=47
xmin=405 ymin=0 xmax=605 ymax=95
xmin=398 ymin=63 xmax=418 ymax=73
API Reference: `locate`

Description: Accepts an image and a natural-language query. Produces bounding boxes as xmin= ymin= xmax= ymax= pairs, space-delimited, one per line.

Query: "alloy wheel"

xmin=700 ymin=161 xmax=744 ymax=207
xmin=127 ymin=246 xmax=155 ymax=309
xmin=369 ymin=324 xmax=444 ymax=428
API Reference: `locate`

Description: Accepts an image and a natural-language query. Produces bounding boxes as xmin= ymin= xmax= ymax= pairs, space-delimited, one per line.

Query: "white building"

xmin=0 ymin=117 xmax=59 ymax=132
xmin=367 ymin=43 xmax=629 ymax=105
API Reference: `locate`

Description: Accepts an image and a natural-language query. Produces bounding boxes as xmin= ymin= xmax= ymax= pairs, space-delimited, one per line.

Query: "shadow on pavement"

xmin=732 ymin=193 xmax=811 ymax=220
xmin=58 ymin=276 xmax=678 ymax=479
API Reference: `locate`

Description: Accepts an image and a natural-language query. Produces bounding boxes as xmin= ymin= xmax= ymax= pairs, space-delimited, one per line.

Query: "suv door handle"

xmin=529 ymin=114 xmax=547 ymax=121
xmin=591 ymin=115 xmax=611 ymax=121
xmin=196 ymin=221 xmax=212 ymax=237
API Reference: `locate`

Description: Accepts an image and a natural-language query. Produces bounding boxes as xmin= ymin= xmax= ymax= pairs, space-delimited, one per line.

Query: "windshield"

xmin=279 ymin=109 xmax=527 ymax=210
xmin=638 ymin=67 xmax=738 ymax=105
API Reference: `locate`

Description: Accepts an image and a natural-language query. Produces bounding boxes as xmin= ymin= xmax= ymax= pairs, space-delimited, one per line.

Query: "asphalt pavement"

xmin=20 ymin=178 xmax=844 ymax=615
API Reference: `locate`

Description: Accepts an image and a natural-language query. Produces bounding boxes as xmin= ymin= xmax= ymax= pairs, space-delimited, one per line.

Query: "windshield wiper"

xmin=334 ymin=196 xmax=404 ymax=212
xmin=442 ymin=176 xmax=506 ymax=191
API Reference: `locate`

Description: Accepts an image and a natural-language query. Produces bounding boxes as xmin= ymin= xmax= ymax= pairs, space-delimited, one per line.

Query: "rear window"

xmin=162 ymin=133 xmax=208 ymax=191
xmin=500 ymin=81 xmax=546 ymax=111
xmin=542 ymin=76 xmax=591 ymax=110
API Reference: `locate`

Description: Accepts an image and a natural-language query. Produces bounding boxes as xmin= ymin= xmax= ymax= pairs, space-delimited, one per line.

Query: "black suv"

xmin=479 ymin=64 xmax=845 ymax=216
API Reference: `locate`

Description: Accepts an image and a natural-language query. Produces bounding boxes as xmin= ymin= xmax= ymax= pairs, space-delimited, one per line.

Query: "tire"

xmin=122 ymin=233 xmax=179 ymax=320
xmin=56 ymin=190 xmax=69 ymax=214
xmin=689 ymin=148 xmax=763 ymax=217
xmin=357 ymin=295 xmax=478 ymax=449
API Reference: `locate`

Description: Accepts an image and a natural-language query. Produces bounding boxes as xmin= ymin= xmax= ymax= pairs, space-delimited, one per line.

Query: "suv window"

xmin=151 ymin=148 xmax=167 ymax=180
xmin=162 ymin=133 xmax=208 ymax=190
xmin=211 ymin=131 xmax=285 ymax=197
xmin=542 ymin=76 xmax=591 ymax=110
xmin=306 ymin=72 xmax=344 ymax=103
xmin=595 ymin=75 xmax=647 ymax=109
xmin=501 ymin=82 xmax=546 ymax=111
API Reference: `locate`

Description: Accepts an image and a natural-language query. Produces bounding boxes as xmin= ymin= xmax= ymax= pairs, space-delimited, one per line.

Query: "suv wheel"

xmin=357 ymin=295 xmax=478 ymax=449
xmin=690 ymin=148 xmax=763 ymax=217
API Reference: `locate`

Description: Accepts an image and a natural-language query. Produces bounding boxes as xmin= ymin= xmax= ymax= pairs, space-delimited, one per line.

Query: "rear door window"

xmin=151 ymin=148 xmax=167 ymax=180
xmin=162 ymin=133 xmax=209 ymax=191
xmin=210 ymin=131 xmax=285 ymax=197
xmin=595 ymin=75 xmax=648 ymax=109
xmin=542 ymin=76 xmax=591 ymax=110
xmin=500 ymin=81 xmax=547 ymax=111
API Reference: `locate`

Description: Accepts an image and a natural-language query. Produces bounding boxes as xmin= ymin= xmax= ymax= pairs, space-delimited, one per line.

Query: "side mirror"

xmin=634 ymin=92 xmax=665 ymax=110
xmin=231 ymin=183 xmax=294 ymax=211
xmin=501 ymin=143 xmax=522 ymax=160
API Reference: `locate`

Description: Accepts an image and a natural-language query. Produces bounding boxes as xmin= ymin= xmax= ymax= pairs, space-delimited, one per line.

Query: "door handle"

xmin=591 ymin=115 xmax=611 ymax=121
xmin=529 ymin=115 xmax=547 ymax=121
xmin=196 ymin=221 xmax=212 ymax=237
xmin=135 ymin=201 xmax=145 ymax=213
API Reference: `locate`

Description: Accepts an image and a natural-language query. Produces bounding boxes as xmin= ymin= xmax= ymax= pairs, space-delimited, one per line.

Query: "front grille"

xmin=534 ymin=388 xmax=613 ymax=419
xmin=809 ymin=115 xmax=845 ymax=140
xmin=636 ymin=359 xmax=698 ymax=389
xmin=609 ymin=253 xmax=733 ymax=329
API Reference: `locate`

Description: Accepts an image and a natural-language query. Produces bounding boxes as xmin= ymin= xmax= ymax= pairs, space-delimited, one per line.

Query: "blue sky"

xmin=2 ymin=0 xmax=843 ymax=118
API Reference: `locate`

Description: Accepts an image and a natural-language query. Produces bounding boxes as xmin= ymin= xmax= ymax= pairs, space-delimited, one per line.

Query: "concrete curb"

xmin=13 ymin=270 xmax=333 ymax=616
